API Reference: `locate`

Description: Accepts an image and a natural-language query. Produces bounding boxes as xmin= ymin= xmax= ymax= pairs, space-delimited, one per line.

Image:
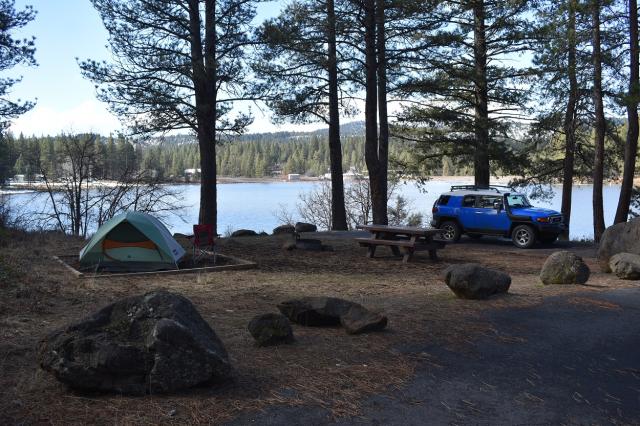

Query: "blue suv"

xmin=430 ymin=186 xmax=565 ymax=248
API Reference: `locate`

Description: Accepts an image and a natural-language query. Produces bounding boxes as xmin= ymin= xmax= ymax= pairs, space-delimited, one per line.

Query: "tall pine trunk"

xmin=192 ymin=0 xmax=218 ymax=232
xmin=326 ymin=0 xmax=348 ymax=230
xmin=374 ymin=0 xmax=388 ymax=224
xmin=473 ymin=0 xmax=490 ymax=187
xmin=614 ymin=0 xmax=639 ymax=223
xmin=561 ymin=0 xmax=579 ymax=240
xmin=363 ymin=0 xmax=382 ymax=224
xmin=591 ymin=0 xmax=606 ymax=241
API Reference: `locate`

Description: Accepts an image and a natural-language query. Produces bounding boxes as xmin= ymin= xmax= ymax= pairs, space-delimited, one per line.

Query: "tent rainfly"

xmin=79 ymin=211 xmax=185 ymax=272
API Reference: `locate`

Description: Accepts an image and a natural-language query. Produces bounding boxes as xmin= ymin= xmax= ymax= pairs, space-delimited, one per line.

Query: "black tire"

xmin=467 ymin=234 xmax=482 ymax=239
xmin=540 ymin=235 xmax=558 ymax=245
xmin=512 ymin=224 xmax=536 ymax=249
xmin=440 ymin=220 xmax=461 ymax=242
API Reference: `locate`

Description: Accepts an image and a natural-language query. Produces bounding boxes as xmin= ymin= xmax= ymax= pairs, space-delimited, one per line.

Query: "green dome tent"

xmin=79 ymin=211 xmax=185 ymax=272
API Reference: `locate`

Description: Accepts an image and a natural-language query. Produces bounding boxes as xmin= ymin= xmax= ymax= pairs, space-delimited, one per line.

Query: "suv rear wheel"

xmin=440 ymin=220 xmax=461 ymax=242
xmin=512 ymin=224 xmax=536 ymax=249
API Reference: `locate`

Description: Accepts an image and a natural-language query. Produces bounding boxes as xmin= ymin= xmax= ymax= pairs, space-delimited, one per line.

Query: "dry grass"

xmin=0 ymin=230 xmax=633 ymax=424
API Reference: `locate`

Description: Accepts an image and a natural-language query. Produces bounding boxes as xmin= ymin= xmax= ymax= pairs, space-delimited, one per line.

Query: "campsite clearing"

xmin=0 ymin=230 xmax=638 ymax=424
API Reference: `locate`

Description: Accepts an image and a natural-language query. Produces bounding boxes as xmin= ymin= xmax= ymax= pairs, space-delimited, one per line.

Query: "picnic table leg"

xmin=366 ymin=245 xmax=377 ymax=258
xmin=402 ymin=248 xmax=414 ymax=263
xmin=400 ymin=235 xmax=419 ymax=261
xmin=428 ymin=249 xmax=438 ymax=261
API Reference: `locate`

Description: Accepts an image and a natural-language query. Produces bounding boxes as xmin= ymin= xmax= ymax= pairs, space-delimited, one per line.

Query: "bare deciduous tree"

xmin=38 ymin=134 xmax=184 ymax=237
xmin=295 ymin=176 xmax=413 ymax=230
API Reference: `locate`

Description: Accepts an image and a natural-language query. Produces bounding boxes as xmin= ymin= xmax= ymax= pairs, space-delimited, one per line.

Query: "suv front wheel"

xmin=440 ymin=220 xmax=461 ymax=242
xmin=512 ymin=224 xmax=536 ymax=249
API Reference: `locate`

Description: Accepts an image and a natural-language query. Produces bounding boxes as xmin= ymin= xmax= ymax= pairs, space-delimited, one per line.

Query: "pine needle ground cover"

xmin=0 ymin=230 xmax=632 ymax=424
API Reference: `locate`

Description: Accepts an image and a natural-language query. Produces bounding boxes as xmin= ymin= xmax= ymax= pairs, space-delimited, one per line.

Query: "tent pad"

xmin=79 ymin=212 xmax=185 ymax=272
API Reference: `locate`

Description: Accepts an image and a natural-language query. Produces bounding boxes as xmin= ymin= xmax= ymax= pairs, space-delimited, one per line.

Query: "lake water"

xmin=4 ymin=179 xmax=623 ymax=240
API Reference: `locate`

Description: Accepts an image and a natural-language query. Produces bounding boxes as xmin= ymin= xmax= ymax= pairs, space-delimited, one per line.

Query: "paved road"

xmin=231 ymin=288 xmax=640 ymax=425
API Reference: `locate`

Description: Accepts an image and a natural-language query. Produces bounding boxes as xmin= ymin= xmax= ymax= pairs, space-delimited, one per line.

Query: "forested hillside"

xmin=1 ymin=122 xmax=628 ymax=184
xmin=0 ymin=130 xmax=465 ymax=182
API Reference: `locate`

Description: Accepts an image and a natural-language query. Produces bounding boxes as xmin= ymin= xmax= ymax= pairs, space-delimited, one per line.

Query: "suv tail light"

xmin=432 ymin=206 xmax=439 ymax=213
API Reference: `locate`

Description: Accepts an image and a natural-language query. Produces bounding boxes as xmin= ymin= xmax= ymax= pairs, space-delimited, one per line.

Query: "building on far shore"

xmin=343 ymin=167 xmax=365 ymax=180
xmin=11 ymin=174 xmax=44 ymax=184
xmin=287 ymin=173 xmax=301 ymax=181
xmin=320 ymin=167 xmax=365 ymax=181
xmin=184 ymin=168 xmax=201 ymax=182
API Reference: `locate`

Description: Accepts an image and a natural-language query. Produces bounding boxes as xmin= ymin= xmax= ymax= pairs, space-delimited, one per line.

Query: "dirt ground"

xmin=0 ymin=229 xmax=637 ymax=425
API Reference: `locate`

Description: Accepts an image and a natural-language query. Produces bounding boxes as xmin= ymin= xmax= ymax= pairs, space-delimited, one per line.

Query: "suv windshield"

xmin=507 ymin=194 xmax=531 ymax=208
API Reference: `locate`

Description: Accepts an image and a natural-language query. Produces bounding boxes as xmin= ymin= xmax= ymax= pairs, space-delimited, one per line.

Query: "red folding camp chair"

xmin=193 ymin=224 xmax=217 ymax=265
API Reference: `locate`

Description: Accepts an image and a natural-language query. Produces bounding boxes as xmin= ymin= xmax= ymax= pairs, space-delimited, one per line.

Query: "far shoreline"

xmin=0 ymin=174 xmax=629 ymax=195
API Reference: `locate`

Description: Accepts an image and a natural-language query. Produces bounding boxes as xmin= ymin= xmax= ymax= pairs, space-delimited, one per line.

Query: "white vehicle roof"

xmin=441 ymin=190 xmax=509 ymax=197
xmin=441 ymin=186 xmax=524 ymax=197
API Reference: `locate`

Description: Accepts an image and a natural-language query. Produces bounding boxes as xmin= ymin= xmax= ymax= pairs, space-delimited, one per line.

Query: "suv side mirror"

xmin=493 ymin=201 xmax=503 ymax=210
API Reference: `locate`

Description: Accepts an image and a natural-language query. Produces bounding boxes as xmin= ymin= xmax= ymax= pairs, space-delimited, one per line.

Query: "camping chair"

xmin=193 ymin=224 xmax=217 ymax=265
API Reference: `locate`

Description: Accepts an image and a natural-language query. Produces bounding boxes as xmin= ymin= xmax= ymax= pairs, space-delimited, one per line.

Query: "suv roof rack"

xmin=449 ymin=185 xmax=512 ymax=193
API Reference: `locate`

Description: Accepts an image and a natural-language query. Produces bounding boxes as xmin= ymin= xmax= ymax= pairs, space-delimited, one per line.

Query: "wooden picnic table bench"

xmin=355 ymin=224 xmax=445 ymax=263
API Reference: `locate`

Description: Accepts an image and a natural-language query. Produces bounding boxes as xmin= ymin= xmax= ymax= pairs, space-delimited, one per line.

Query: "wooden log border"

xmin=52 ymin=253 xmax=257 ymax=279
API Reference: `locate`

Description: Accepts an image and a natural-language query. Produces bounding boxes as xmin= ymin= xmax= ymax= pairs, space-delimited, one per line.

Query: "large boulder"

xmin=609 ymin=252 xmax=640 ymax=280
xmin=443 ymin=263 xmax=511 ymax=300
xmin=598 ymin=218 xmax=640 ymax=272
xmin=539 ymin=251 xmax=590 ymax=285
xmin=297 ymin=239 xmax=323 ymax=251
xmin=248 ymin=313 xmax=294 ymax=346
xmin=277 ymin=297 xmax=387 ymax=334
xmin=295 ymin=222 xmax=317 ymax=233
xmin=273 ymin=224 xmax=296 ymax=235
xmin=38 ymin=290 xmax=231 ymax=395
xmin=231 ymin=229 xmax=258 ymax=237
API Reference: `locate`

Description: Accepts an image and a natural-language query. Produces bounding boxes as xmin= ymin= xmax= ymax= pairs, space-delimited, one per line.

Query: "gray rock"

xmin=247 ymin=313 xmax=294 ymax=346
xmin=598 ymin=218 xmax=640 ymax=272
xmin=295 ymin=238 xmax=323 ymax=251
xmin=282 ymin=239 xmax=324 ymax=251
xmin=277 ymin=296 xmax=387 ymax=334
xmin=443 ymin=263 xmax=511 ymax=299
xmin=282 ymin=241 xmax=297 ymax=251
xmin=231 ymin=229 xmax=258 ymax=237
xmin=540 ymin=251 xmax=590 ymax=285
xmin=273 ymin=224 xmax=296 ymax=235
xmin=609 ymin=252 xmax=640 ymax=280
xmin=295 ymin=222 xmax=317 ymax=233
xmin=38 ymin=290 xmax=231 ymax=394
xmin=340 ymin=305 xmax=388 ymax=334
xmin=278 ymin=297 xmax=350 ymax=326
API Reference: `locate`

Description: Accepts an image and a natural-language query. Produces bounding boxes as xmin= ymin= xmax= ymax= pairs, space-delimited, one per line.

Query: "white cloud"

xmin=9 ymin=99 xmax=122 ymax=136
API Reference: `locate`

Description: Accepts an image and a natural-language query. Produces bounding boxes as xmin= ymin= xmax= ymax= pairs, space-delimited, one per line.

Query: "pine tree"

xmin=518 ymin=0 xmax=593 ymax=239
xmin=615 ymin=0 xmax=640 ymax=223
xmin=254 ymin=0 xmax=349 ymax=229
xmin=0 ymin=1 xmax=36 ymax=130
xmin=80 ymin=0 xmax=258 ymax=233
xmin=396 ymin=0 xmax=532 ymax=186
xmin=591 ymin=0 xmax=606 ymax=241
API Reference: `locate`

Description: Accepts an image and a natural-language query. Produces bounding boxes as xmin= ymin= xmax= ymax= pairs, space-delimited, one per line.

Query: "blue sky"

xmin=8 ymin=0 xmax=311 ymax=136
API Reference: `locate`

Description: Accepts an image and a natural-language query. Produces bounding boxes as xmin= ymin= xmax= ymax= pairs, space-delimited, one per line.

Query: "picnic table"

xmin=355 ymin=224 xmax=445 ymax=263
